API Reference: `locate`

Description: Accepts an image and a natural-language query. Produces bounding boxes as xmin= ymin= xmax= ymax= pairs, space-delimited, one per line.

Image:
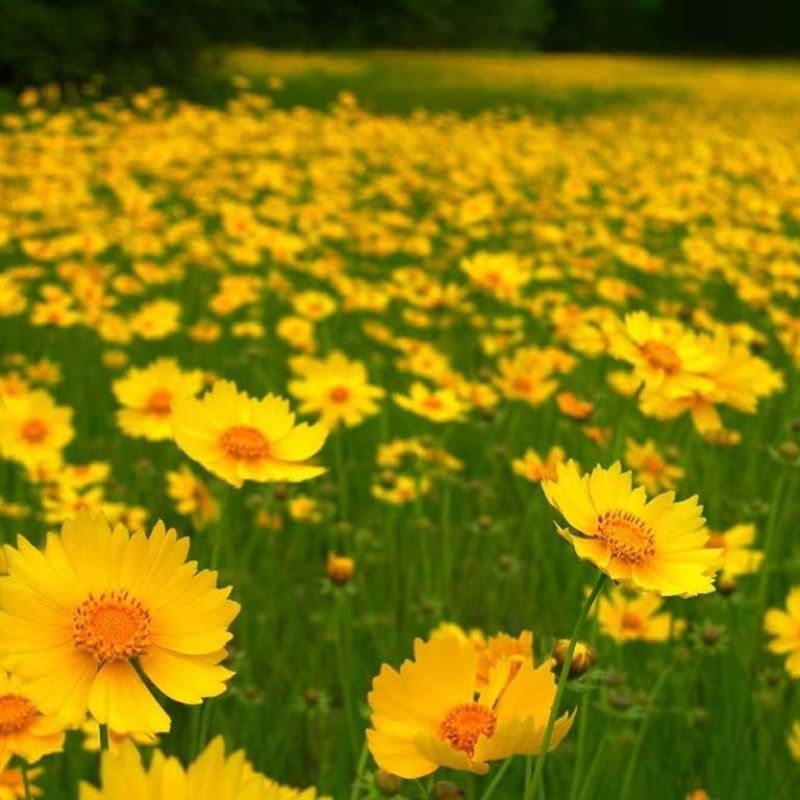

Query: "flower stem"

xmin=21 ymin=762 xmax=31 ymax=800
xmin=524 ymin=573 xmax=607 ymax=800
xmin=99 ymin=723 xmax=110 ymax=752
xmin=349 ymin=742 xmax=369 ymax=800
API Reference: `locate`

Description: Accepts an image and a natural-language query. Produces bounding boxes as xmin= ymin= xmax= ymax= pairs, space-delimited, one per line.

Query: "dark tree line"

xmin=0 ymin=0 xmax=798 ymax=91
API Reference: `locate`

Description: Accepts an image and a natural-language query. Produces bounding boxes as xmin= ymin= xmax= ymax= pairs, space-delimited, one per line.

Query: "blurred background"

xmin=0 ymin=0 xmax=798 ymax=98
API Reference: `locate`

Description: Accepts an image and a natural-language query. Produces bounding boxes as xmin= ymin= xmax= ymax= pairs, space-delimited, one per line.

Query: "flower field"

xmin=0 ymin=53 xmax=799 ymax=799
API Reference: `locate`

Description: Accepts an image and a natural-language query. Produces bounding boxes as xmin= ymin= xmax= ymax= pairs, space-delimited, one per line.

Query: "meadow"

xmin=0 ymin=52 xmax=799 ymax=800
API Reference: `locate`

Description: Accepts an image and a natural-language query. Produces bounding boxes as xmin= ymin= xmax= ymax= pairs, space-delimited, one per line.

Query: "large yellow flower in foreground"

xmin=542 ymin=461 xmax=719 ymax=597
xmin=80 ymin=737 xmax=328 ymax=800
xmin=172 ymin=380 xmax=327 ymax=488
xmin=0 ymin=511 xmax=240 ymax=734
xmin=367 ymin=634 xmax=572 ymax=779
xmin=0 ymin=671 xmax=66 ymax=764
xmin=764 ymin=587 xmax=800 ymax=677
xmin=113 ymin=358 xmax=203 ymax=441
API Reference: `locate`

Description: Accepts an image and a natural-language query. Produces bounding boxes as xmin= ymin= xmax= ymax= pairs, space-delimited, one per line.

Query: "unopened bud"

xmin=326 ymin=554 xmax=355 ymax=585
xmin=374 ymin=771 xmax=402 ymax=796
xmin=434 ymin=781 xmax=465 ymax=800
xmin=553 ymin=639 xmax=597 ymax=678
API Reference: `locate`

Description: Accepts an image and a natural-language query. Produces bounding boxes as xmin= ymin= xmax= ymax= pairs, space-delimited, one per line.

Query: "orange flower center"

xmin=73 ymin=591 xmax=151 ymax=664
xmin=597 ymin=510 xmax=655 ymax=564
xmin=513 ymin=376 xmax=532 ymax=394
xmin=219 ymin=426 xmax=270 ymax=461
xmin=329 ymin=385 xmax=350 ymax=404
xmin=21 ymin=419 xmax=48 ymax=443
xmin=145 ymin=388 xmax=172 ymax=416
xmin=641 ymin=340 xmax=681 ymax=374
xmin=0 ymin=695 xmax=38 ymax=735
xmin=643 ymin=455 xmax=665 ymax=474
xmin=706 ymin=532 xmax=725 ymax=549
xmin=622 ymin=611 xmax=643 ymax=631
xmin=422 ymin=396 xmax=443 ymax=411
xmin=439 ymin=702 xmax=497 ymax=757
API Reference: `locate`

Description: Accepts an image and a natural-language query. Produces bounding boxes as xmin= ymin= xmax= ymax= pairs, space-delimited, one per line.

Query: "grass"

xmin=0 ymin=50 xmax=799 ymax=799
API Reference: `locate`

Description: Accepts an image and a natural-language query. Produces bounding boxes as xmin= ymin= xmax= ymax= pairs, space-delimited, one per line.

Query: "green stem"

xmin=619 ymin=664 xmax=674 ymax=800
xmin=334 ymin=430 xmax=349 ymax=522
xmin=479 ymin=758 xmax=513 ymax=800
xmin=21 ymin=762 xmax=31 ymax=800
xmin=98 ymin=723 xmax=110 ymax=753
xmin=525 ymin=573 xmax=607 ymax=800
xmin=349 ymin=742 xmax=369 ymax=800
xmin=335 ymin=595 xmax=359 ymax=763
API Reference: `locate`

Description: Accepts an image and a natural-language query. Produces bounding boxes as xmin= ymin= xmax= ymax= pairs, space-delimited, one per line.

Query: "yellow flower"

xmin=80 ymin=720 xmax=157 ymax=754
xmin=0 ymin=754 xmax=41 ymax=799
xmin=596 ymin=587 xmax=683 ymax=643
xmin=166 ymin=465 xmax=219 ymax=528
xmin=288 ymin=495 xmax=322 ymax=523
xmin=172 ymin=380 xmax=327 ymax=488
xmin=624 ymin=439 xmax=684 ymax=493
xmin=288 ymin=352 xmax=385 ymax=428
xmin=542 ymin=461 xmax=720 ymax=597
xmin=0 ymin=511 xmax=239 ymax=734
xmin=704 ymin=524 xmax=763 ymax=580
xmin=393 ymin=382 xmax=466 ymax=423
xmin=764 ymin=587 xmax=800 ymax=677
xmin=79 ymin=736 xmax=329 ymax=800
xmin=789 ymin=720 xmax=800 ymax=761
xmin=326 ymin=554 xmax=355 ymax=585
xmin=371 ymin=474 xmax=429 ymax=505
xmin=512 ymin=447 xmax=565 ymax=483
xmin=556 ymin=392 xmax=593 ymax=420
xmin=367 ymin=634 xmax=572 ymax=779
xmin=0 ymin=671 xmax=66 ymax=764
xmin=0 ymin=390 xmax=74 ymax=470
xmin=113 ymin=358 xmax=203 ymax=441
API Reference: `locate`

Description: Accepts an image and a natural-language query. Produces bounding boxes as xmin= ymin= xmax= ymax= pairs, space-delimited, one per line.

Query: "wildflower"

xmin=512 ymin=448 xmax=565 ymax=483
xmin=288 ymin=352 xmax=385 ymax=428
xmin=556 ymin=393 xmax=593 ymax=420
xmin=367 ymin=634 xmax=572 ymax=778
xmin=624 ymin=439 xmax=684 ymax=493
xmin=542 ymin=461 xmax=720 ymax=596
xmin=553 ymin=640 xmax=597 ymax=677
xmin=0 ymin=754 xmax=41 ymax=799
xmin=172 ymin=380 xmax=327 ymax=488
xmin=289 ymin=495 xmax=322 ymax=523
xmin=166 ymin=465 xmax=219 ymax=528
xmin=394 ymin=382 xmax=466 ymax=423
xmin=0 ymin=390 xmax=74 ymax=470
xmin=0 ymin=511 xmax=239 ymax=734
xmin=764 ymin=587 xmax=800 ymax=677
xmin=79 ymin=736 xmax=329 ymax=799
xmin=0 ymin=671 xmax=66 ymax=764
xmin=705 ymin=524 xmax=763 ymax=581
xmin=596 ymin=587 xmax=683 ymax=643
xmin=113 ymin=358 xmax=203 ymax=441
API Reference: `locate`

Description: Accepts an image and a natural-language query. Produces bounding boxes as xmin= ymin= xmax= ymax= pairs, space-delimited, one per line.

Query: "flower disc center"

xmin=220 ymin=425 xmax=270 ymax=461
xmin=0 ymin=694 xmax=38 ymax=735
xmin=439 ymin=702 xmax=497 ymax=757
xmin=73 ymin=591 xmax=151 ymax=664
xmin=597 ymin=510 xmax=655 ymax=564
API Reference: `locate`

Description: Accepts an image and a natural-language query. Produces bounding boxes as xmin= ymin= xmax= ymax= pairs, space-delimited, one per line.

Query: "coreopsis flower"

xmin=512 ymin=447 xmax=565 ymax=483
xmin=789 ymin=721 xmax=800 ymax=760
xmin=172 ymin=380 xmax=327 ymax=488
xmin=0 ymin=390 xmax=74 ymax=470
xmin=367 ymin=634 xmax=572 ymax=779
xmin=393 ymin=382 xmax=466 ymax=423
xmin=372 ymin=474 xmax=429 ymax=504
xmin=556 ymin=392 xmax=593 ymax=420
xmin=0 ymin=671 xmax=66 ymax=764
xmin=165 ymin=465 xmax=219 ymax=528
xmin=326 ymin=554 xmax=355 ymax=585
xmin=542 ymin=461 xmax=720 ymax=596
xmin=624 ymin=439 xmax=684 ymax=493
xmin=764 ymin=587 xmax=800 ymax=677
xmin=596 ymin=587 xmax=684 ymax=643
xmin=292 ymin=290 xmax=336 ymax=321
xmin=288 ymin=495 xmax=322 ymax=523
xmin=288 ymin=351 xmax=385 ymax=428
xmin=460 ymin=252 xmax=530 ymax=302
xmin=79 ymin=737 xmax=329 ymax=800
xmin=704 ymin=523 xmax=763 ymax=581
xmin=113 ymin=358 xmax=203 ymax=441
xmin=0 ymin=511 xmax=239 ymax=734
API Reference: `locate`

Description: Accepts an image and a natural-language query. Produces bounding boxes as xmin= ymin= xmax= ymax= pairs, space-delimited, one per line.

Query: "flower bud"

xmin=553 ymin=639 xmax=597 ymax=678
xmin=374 ymin=771 xmax=402 ymax=796
xmin=326 ymin=554 xmax=355 ymax=585
xmin=434 ymin=781 xmax=465 ymax=800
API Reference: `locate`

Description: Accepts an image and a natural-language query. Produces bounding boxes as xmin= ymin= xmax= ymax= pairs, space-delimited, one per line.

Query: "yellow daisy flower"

xmin=596 ymin=587 xmax=683 ymax=643
xmin=764 ymin=587 xmax=800 ymax=677
xmin=79 ymin=736 xmax=328 ymax=800
xmin=624 ymin=438 xmax=684 ymax=493
xmin=704 ymin=523 xmax=763 ymax=580
xmin=0 ymin=510 xmax=240 ymax=734
xmin=172 ymin=380 xmax=327 ymax=488
xmin=366 ymin=634 xmax=572 ymax=779
xmin=542 ymin=461 xmax=720 ymax=597
xmin=113 ymin=358 xmax=203 ymax=441
xmin=393 ymin=382 xmax=467 ymax=423
xmin=0 ymin=671 xmax=66 ymax=764
xmin=0 ymin=390 xmax=74 ymax=470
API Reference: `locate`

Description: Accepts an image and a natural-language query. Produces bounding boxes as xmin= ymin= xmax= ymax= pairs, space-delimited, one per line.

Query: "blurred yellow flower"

xmin=765 ymin=587 xmax=800 ymax=677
